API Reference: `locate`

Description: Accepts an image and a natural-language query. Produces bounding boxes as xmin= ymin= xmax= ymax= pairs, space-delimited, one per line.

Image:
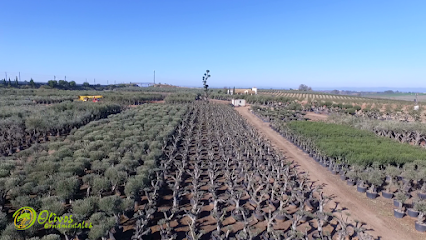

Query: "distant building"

xmin=228 ymin=87 xmax=257 ymax=95
xmin=231 ymin=99 xmax=246 ymax=107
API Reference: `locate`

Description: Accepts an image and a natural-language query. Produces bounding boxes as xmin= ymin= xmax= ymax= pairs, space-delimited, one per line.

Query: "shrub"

xmin=72 ymin=197 xmax=99 ymax=219
xmin=41 ymin=196 xmax=65 ymax=216
xmin=54 ymin=177 xmax=79 ymax=201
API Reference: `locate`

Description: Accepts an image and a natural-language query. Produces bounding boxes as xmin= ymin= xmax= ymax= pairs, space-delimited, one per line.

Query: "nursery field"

xmin=211 ymin=90 xmax=425 ymax=123
xmin=0 ymin=89 xmax=166 ymax=156
xmin=241 ymin=97 xmax=426 ymax=238
xmin=258 ymin=90 xmax=363 ymax=101
xmin=364 ymin=93 xmax=426 ymax=102
xmin=235 ymin=105 xmax=424 ymax=240
xmin=2 ymin=88 xmax=426 ymax=240
xmin=0 ymin=103 xmax=189 ymax=239
xmin=0 ymin=98 xmax=384 ymax=240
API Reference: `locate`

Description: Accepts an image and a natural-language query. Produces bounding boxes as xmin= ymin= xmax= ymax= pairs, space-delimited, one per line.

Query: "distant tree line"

xmin=0 ymin=78 xmax=133 ymax=91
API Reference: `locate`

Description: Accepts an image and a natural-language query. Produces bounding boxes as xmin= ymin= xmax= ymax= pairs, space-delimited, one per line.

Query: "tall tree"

xmin=202 ymin=70 xmax=210 ymax=100
xmin=29 ymin=78 xmax=35 ymax=88
xmin=58 ymin=80 xmax=68 ymax=88
xmin=69 ymin=81 xmax=76 ymax=88
xmin=48 ymin=80 xmax=58 ymax=88
xmin=298 ymin=84 xmax=312 ymax=91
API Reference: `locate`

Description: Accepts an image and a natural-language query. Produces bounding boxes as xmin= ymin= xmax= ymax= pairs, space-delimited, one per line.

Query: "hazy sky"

xmin=1 ymin=0 xmax=425 ymax=89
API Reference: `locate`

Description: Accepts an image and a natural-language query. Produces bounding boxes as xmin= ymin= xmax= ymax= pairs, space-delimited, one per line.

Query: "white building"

xmin=227 ymin=87 xmax=257 ymax=95
xmin=232 ymin=99 xmax=246 ymax=107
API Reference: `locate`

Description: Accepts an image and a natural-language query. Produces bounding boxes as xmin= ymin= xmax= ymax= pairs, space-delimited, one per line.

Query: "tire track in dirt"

xmin=233 ymin=105 xmax=423 ymax=240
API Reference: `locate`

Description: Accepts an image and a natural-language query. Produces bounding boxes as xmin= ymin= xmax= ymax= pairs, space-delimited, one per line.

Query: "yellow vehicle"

xmin=78 ymin=95 xmax=103 ymax=102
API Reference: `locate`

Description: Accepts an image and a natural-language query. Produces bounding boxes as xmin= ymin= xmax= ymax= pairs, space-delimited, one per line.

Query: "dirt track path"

xmin=233 ymin=105 xmax=423 ymax=240
xmin=305 ymin=112 xmax=328 ymax=121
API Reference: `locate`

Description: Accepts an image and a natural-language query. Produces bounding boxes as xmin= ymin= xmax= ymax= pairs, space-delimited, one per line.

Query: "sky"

xmin=1 ymin=0 xmax=425 ymax=89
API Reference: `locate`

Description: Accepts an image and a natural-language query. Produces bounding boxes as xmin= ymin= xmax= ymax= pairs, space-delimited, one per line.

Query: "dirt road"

xmin=233 ymin=105 xmax=423 ymax=240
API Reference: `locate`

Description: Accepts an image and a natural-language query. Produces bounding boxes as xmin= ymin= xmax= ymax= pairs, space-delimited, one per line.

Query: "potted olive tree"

xmin=407 ymin=198 xmax=421 ymax=218
xmin=394 ymin=192 xmax=407 ymax=218
xmin=383 ymin=165 xmax=400 ymax=199
xmin=366 ymin=170 xmax=383 ymax=199
xmin=346 ymin=171 xmax=357 ymax=186
xmin=414 ymin=200 xmax=426 ymax=232
xmin=357 ymin=172 xmax=369 ymax=193
xmin=339 ymin=166 xmax=348 ymax=181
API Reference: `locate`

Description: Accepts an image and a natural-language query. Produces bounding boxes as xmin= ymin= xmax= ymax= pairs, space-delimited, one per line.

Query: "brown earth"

xmin=305 ymin=112 xmax=328 ymax=121
xmin=221 ymin=102 xmax=423 ymax=240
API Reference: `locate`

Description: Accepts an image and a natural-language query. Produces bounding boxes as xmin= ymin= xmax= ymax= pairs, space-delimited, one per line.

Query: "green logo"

xmin=13 ymin=207 xmax=92 ymax=230
xmin=13 ymin=207 xmax=37 ymax=230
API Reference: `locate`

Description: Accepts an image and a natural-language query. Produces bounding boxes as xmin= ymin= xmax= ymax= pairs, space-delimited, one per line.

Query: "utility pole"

xmin=65 ymin=76 xmax=66 ymax=81
xmin=54 ymin=75 xmax=56 ymax=81
xmin=19 ymin=72 xmax=21 ymax=82
xmin=4 ymin=72 xmax=6 ymax=80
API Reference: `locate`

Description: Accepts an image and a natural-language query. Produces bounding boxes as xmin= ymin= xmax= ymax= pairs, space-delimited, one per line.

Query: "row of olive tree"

xmin=0 ymin=103 xmax=190 ymax=239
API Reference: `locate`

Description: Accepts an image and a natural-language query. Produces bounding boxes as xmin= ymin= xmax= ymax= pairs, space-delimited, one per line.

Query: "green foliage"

xmin=41 ymin=196 xmax=65 ymax=215
xmin=346 ymin=171 xmax=358 ymax=181
xmin=395 ymin=191 xmax=408 ymax=204
xmin=124 ymin=176 xmax=145 ymax=198
xmin=54 ymin=177 xmax=79 ymax=200
xmin=344 ymin=108 xmax=356 ymax=115
xmin=368 ymin=169 xmax=384 ymax=188
xmin=11 ymin=195 xmax=41 ymax=210
xmin=0 ymin=103 xmax=188 ymax=238
xmin=385 ymin=165 xmax=401 ymax=178
xmin=165 ymin=93 xmax=197 ymax=103
xmin=105 ymin=167 xmax=127 ymax=187
xmin=87 ymin=213 xmax=116 ymax=240
xmin=414 ymin=200 xmax=426 ymax=214
xmin=353 ymin=105 xmax=362 ymax=111
xmin=98 ymin=195 xmax=129 ymax=216
xmin=0 ymin=223 xmax=25 ymax=240
xmin=72 ymin=197 xmax=99 ymax=219
xmin=47 ymin=80 xmax=57 ymax=88
xmin=323 ymin=101 xmax=333 ymax=107
xmin=92 ymin=177 xmax=111 ymax=196
xmin=283 ymin=121 xmax=426 ymax=166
